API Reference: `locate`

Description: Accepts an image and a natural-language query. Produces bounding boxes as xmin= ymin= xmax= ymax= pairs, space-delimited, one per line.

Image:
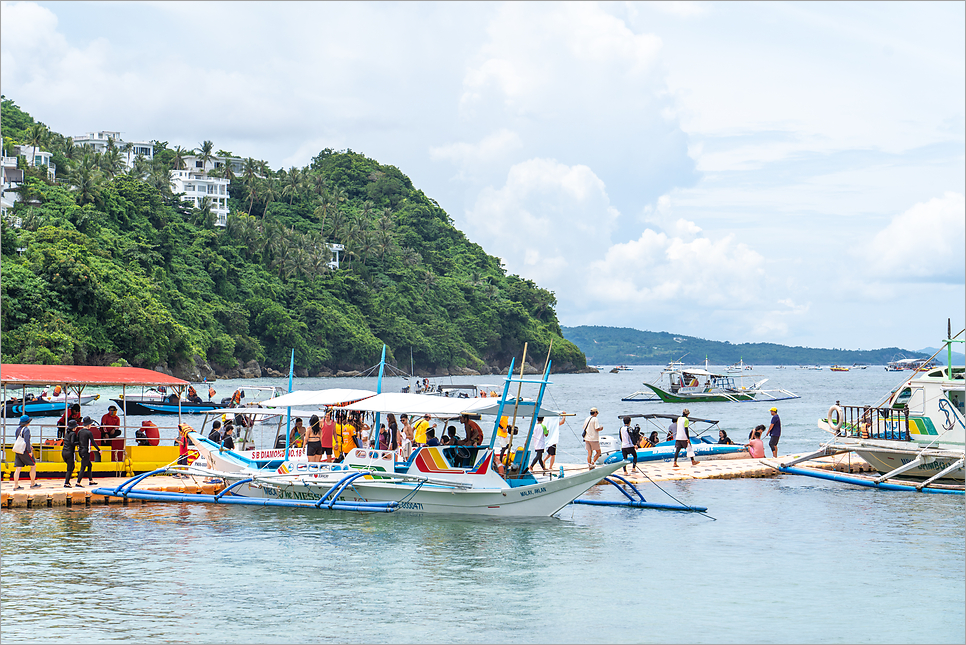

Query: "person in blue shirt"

xmin=765 ymin=407 xmax=782 ymax=457
xmin=425 ymin=428 xmax=440 ymax=447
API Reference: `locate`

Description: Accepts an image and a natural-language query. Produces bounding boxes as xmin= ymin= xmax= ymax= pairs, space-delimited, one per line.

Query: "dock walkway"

xmin=1 ymin=452 xmax=872 ymax=510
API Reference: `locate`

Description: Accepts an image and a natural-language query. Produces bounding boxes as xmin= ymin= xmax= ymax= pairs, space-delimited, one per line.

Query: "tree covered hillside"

xmin=1 ymin=98 xmax=584 ymax=378
xmin=563 ymin=326 xmax=929 ymax=366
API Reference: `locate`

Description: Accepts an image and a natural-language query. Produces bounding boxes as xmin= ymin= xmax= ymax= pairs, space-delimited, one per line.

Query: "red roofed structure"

xmin=1 ymin=364 xmax=188 ymax=387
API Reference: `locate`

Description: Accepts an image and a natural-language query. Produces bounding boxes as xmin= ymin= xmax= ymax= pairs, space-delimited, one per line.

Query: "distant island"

xmin=562 ymin=326 xmax=943 ymax=366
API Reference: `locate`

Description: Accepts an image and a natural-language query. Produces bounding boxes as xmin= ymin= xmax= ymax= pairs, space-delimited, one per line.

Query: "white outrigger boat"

xmin=622 ymin=358 xmax=799 ymax=404
xmin=779 ymin=329 xmax=964 ymax=493
xmin=164 ymin=357 xmax=625 ymax=516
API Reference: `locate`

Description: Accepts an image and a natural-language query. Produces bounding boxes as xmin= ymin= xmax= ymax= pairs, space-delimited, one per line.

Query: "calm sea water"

xmin=2 ymin=367 xmax=964 ymax=643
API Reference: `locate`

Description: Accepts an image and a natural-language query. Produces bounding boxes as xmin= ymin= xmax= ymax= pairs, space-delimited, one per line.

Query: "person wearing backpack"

xmin=619 ymin=416 xmax=638 ymax=474
xmin=62 ymin=420 xmax=79 ymax=488
xmin=13 ymin=415 xmax=40 ymax=490
xmin=582 ymin=408 xmax=603 ymax=469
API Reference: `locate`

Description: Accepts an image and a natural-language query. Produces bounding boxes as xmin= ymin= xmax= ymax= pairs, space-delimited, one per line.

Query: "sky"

xmin=2 ymin=1 xmax=963 ymax=352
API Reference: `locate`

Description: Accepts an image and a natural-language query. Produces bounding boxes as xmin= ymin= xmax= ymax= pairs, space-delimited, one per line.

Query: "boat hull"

xmin=225 ymin=464 xmax=624 ymax=517
xmin=639 ymin=383 xmax=757 ymax=403
xmin=111 ymin=398 xmax=223 ymax=415
xmin=4 ymin=395 xmax=98 ymax=417
xmin=848 ymin=441 xmax=964 ymax=483
xmin=600 ymin=441 xmax=747 ymax=464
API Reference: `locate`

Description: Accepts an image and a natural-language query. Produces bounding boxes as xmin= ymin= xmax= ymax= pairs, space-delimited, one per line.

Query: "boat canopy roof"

xmin=339 ymin=392 xmax=563 ymax=418
xmin=263 ymin=388 xmax=376 ymax=408
xmin=201 ymin=407 xmax=323 ymax=418
xmin=0 ymin=364 xmax=189 ymax=387
xmin=616 ymin=412 xmax=719 ymax=425
xmin=680 ymin=369 xmax=716 ymax=376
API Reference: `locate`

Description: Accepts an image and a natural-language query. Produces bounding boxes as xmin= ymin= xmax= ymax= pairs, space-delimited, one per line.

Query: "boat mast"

xmin=374 ymin=345 xmax=386 ymax=448
xmin=284 ymin=349 xmax=294 ymax=461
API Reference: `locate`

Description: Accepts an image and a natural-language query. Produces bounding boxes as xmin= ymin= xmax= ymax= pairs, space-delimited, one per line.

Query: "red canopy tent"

xmin=1 ymin=364 xmax=190 ymax=451
xmin=1 ymin=364 xmax=188 ymax=387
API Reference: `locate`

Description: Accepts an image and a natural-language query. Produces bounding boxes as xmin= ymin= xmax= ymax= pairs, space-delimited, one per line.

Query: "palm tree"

xmin=193 ymin=196 xmax=215 ymax=228
xmin=282 ymin=166 xmax=303 ymax=204
xmin=196 ymin=140 xmax=215 ymax=172
xmin=327 ymin=205 xmax=346 ymax=242
xmin=61 ymin=138 xmax=76 ymax=162
xmin=215 ymin=156 xmax=236 ymax=182
xmin=100 ymin=148 xmax=124 ymax=178
xmin=24 ymin=122 xmax=49 ymax=170
xmin=310 ymin=171 xmax=327 ymax=199
xmin=69 ymin=152 xmax=103 ymax=205
xmin=171 ymin=146 xmax=189 ymax=171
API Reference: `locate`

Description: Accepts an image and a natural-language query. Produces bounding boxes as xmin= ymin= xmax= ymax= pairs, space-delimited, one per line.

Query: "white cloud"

xmin=466 ymin=158 xmax=619 ymax=285
xmin=429 ymin=129 xmax=523 ymax=178
xmin=865 ymin=192 xmax=966 ymax=282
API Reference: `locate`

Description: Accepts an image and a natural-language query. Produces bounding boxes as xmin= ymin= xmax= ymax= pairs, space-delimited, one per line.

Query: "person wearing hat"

xmin=13 ymin=415 xmax=41 ymax=490
xmin=765 ymin=407 xmax=782 ymax=457
xmin=582 ymin=407 xmax=603 ymax=469
xmin=100 ymin=404 xmax=124 ymax=461
xmin=75 ymin=416 xmax=101 ymax=486
xmin=673 ymin=408 xmax=699 ymax=468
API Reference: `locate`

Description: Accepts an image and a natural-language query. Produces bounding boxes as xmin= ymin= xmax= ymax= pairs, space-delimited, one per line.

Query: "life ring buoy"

xmin=828 ymin=405 xmax=844 ymax=431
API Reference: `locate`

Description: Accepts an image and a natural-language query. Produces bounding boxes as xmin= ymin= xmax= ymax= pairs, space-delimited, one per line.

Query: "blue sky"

xmin=2 ymin=1 xmax=963 ymax=351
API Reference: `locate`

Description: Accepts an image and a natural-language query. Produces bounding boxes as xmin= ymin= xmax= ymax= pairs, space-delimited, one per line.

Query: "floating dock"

xmin=1 ymin=452 xmax=872 ymax=511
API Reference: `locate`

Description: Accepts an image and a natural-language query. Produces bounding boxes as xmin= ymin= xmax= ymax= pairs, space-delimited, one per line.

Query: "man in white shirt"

xmin=529 ymin=417 xmax=548 ymax=472
xmin=673 ymin=408 xmax=699 ymax=467
xmin=583 ymin=407 xmax=603 ymax=469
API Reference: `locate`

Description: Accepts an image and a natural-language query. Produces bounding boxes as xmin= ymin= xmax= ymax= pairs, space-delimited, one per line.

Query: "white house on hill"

xmin=72 ymin=131 xmax=154 ymax=168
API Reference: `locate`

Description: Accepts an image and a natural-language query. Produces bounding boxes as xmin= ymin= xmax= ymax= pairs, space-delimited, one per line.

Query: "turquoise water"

xmin=2 ymin=368 xmax=964 ymax=643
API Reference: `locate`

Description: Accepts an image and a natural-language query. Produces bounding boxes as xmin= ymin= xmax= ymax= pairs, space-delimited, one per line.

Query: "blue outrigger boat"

xmin=597 ymin=413 xmax=748 ymax=465
xmin=4 ymin=393 xmax=99 ymax=417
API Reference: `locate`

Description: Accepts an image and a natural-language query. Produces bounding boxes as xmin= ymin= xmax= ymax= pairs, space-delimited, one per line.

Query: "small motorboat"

xmin=597 ymin=413 xmax=748 ymax=464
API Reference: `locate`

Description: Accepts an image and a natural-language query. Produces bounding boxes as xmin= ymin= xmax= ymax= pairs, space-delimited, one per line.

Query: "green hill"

xmin=1 ymin=98 xmax=585 ymax=378
xmin=562 ymin=325 xmax=929 ymax=366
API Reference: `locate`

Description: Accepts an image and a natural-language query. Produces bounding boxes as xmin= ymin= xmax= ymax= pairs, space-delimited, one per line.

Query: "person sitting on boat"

xmin=717 ymin=430 xmax=735 ymax=445
xmin=208 ymin=420 xmax=222 ymax=444
xmin=167 ymin=392 xmax=180 ymax=404
xmin=220 ymin=425 xmax=235 ymax=451
xmin=642 ymin=431 xmax=660 ymax=448
xmin=445 ymin=425 xmax=459 ymax=446
xmin=425 ymin=428 xmax=440 ymax=447
xmin=208 ymin=386 xmax=216 ymax=401
xmin=186 ymin=386 xmax=203 ymax=404
xmin=230 ymin=389 xmax=242 ymax=407
xmin=57 ymin=403 xmax=83 ymax=439
xmin=459 ymin=414 xmax=484 ymax=446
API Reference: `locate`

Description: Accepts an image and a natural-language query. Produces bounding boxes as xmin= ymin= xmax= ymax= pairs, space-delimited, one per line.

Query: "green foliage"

xmin=1 ymin=96 xmax=35 ymax=143
xmin=1 ymin=101 xmax=584 ymax=374
xmin=562 ymin=326 xmax=929 ymax=366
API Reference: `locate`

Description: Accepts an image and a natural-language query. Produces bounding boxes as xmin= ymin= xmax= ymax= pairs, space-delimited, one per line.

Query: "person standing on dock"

xmin=619 ymin=416 xmax=638 ymax=474
xmin=12 ymin=415 xmax=40 ymax=490
xmin=76 ymin=417 xmax=101 ymax=486
xmin=765 ymin=407 xmax=782 ymax=457
xmin=582 ymin=408 xmax=603 ymax=469
xmin=673 ymin=409 xmax=698 ymax=468
xmin=62 ymin=420 xmax=79 ymax=487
